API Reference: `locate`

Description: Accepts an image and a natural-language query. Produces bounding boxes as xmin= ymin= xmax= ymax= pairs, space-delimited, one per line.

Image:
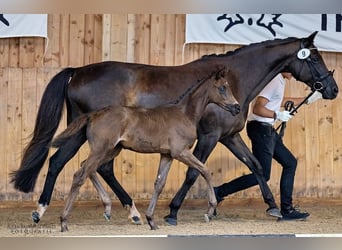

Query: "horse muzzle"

xmin=225 ymin=103 xmax=241 ymax=116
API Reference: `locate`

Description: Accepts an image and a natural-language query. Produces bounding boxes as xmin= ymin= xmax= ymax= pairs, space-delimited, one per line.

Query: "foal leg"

xmin=176 ymin=150 xmax=217 ymax=222
xmin=146 ymin=154 xmax=173 ymax=230
xmin=60 ymin=154 xmax=105 ymax=232
xmin=165 ymin=134 xmax=219 ymax=225
xmin=89 ymin=172 xmax=112 ymax=221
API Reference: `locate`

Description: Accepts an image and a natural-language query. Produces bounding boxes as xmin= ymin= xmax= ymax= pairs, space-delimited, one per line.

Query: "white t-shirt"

xmin=247 ymin=73 xmax=286 ymax=125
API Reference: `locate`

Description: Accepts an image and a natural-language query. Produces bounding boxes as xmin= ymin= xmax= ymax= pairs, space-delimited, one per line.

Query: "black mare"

xmin=11 ymin=31 xmax=338 ymax=225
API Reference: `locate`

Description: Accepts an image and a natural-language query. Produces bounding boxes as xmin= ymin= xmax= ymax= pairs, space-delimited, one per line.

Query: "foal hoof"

xmin=130 ymin=216 xmax=142 ymax=225
xmin=32 ymin=211 xmax=40 ymax=223
xmin=61 ymin=225 xmax=69 ymax=232
xmin=163 ymin=215 xmax=177 ymax=226
xmin=266 ymin=207 xmax=283 ymax=218
xmin=204 ymin=213 xmax=213 ymax=223
xmin=103 ymin=212 xmax=111 ymax=221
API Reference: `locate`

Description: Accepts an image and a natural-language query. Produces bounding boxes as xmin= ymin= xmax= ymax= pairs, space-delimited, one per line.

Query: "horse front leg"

xmin=33 ymin=130 xmax=86 ymax=223
xmin=89 ymin=172 xmax=112 ymax=221
xmin=220 ymin=133 xmax=281 ymax=217
xmin=97 ymin=160 xmax=142 ymax=225
xmin=164 ymin=134 xmax=219 ymax=225
xmin=146 ymin=154 xmax=173 ymax=230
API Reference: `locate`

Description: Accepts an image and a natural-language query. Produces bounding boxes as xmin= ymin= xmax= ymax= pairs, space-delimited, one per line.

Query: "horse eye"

xmin=311 ymin=57 xmax=319 ymax=63
xmin=218 ymin=85 xmax=226 ymax=94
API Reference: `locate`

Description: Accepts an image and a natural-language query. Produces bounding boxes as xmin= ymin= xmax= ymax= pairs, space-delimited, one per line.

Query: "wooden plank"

xmin=134 ymin=14 xmax=151 ymax=64
xmin=69 ymin=14 xmax=85 ymax=66
xmin=59 ymin=14 xmax=70 ymax=67
xmin=110 ymin=14 xmax=127 ymax=61
xmin=0 ymin=68 xmax=9 ymax=195
xmin=150 ymin=14 xmax=166 ymax=66
xmin=84 ymin=14 xmax=95 ymax=64
xmin=34 ymin=38 xmax=45 ymax=67
xmin=174 ymin=14 xmax=185 ymax=66
xmin=102 ymin=14 xmax=111 ymax=61
xmin=6 ymin=68 xmax=23 ymax=199
xmin=21 ymin=68 xmax=39 ymax=200
xmin=126 ymin=14 xmax=136 ymax=63
xmin=286 ymin=79 xmax=308 ymax=196
xmin=318 ymin=95 xmax=334 ymax=197
xmin=8 ymin=38 xmax=19 ymax=67
xmin=331 ymin=67 xmax=342 ymax=197
xmin=19 ymin=37 xmax=35 ymax=67
xmin=93 ymin=14 xmax=103 ymax=62
xmin=0 ymin=38 xmax=10 ymax=67
xmin=43 ymin=14 xmax=61 ymax=67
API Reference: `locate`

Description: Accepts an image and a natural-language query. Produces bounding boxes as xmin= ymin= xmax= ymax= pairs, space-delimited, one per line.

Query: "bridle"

xmin=276 ymin=41 xmax=335 ymax=137
xmin=295 ymin=41 xmax=335 ymax=93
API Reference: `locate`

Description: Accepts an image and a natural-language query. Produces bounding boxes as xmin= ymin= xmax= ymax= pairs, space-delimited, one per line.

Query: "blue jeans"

xmin=216 ymin=120 xmax=297 ymax=209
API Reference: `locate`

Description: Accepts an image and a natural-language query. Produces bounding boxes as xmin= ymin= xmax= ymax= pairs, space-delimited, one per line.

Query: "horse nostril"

xmin=334 ymin=87 xmax=339 ymax=94
xmin=234 ymin=104 xmax=241 ymax=114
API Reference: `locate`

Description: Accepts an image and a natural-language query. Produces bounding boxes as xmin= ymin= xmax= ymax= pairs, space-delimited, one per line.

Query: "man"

xmin=214 ymin=72 xmax=322 ymax=220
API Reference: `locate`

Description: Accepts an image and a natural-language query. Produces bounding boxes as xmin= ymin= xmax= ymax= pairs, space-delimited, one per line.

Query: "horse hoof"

xmin=32 ymin=211 xmax=40 ymax=223
xmin=61 ymin=225 xmax=69 ymax=232
xmin=163 ymin=215 xmax=177 ymax=226
xmin=130 ymin=216 xmax=142 ymax=225
xmin=150 ymin=225 xmax=158 ymax=230
xmin=204 ymin=213 xmax=213 ymax=223
xmin=103 ymin=212 xmax=111 ymax=221
xmin=266 ymin=207 xmax=283 ymax=218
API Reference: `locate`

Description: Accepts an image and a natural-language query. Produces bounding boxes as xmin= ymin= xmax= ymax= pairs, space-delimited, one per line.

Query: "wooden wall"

xmin=0 ymin=14 xmax=342 ymax=203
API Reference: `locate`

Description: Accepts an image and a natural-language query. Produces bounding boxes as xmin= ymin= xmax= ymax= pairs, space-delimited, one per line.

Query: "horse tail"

xmin=10 ymin=67 xmax=75 ymax=193
xmin=51 ymin=115 xmax=90 ymax=148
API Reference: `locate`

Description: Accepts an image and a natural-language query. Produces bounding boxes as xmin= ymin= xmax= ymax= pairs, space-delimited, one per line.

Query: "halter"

xmin=295 ymin=42 xmax=334 ymax=93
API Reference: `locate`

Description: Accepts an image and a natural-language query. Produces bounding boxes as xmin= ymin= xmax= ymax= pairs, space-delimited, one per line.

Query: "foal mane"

xmin=167 ymin=68 xmax=223 ymax=105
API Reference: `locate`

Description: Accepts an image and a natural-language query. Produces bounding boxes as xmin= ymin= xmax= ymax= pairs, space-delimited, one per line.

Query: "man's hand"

xmin=275 ymin=110 xmax=292 ymax=122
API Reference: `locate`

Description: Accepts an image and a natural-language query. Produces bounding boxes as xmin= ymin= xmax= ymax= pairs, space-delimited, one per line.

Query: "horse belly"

xmin=120 ymin=133 xmax=171 ymax=154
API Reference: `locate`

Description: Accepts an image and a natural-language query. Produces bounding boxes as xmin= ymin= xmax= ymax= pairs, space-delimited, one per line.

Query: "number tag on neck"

xmin=297 ymin=48 xmax=311 ymax=59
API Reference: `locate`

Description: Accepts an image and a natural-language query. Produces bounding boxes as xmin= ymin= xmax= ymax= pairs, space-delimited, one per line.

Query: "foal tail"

xmin=10 ymin=68 xmax=75 ymax=193
xmin=51 ymin=115 xmax=90 ymax=148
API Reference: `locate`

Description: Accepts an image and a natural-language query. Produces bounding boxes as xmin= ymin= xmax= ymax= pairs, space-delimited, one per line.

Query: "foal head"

xmin=208 ymin=67 xmax=240 ymax=116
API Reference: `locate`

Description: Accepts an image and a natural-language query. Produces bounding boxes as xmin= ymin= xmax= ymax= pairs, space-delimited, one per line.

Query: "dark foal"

xmin=51 ymin=68 xmax=240 ymax=231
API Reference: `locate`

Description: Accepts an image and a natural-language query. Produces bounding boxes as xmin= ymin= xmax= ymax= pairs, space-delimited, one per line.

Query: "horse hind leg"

xmin=89 ymin=172 xmax=112 ymax=221
xmin=33 ymin=129 xmax=87 ymax=223
xmin=125 ymin=201 xmax=143 ymax=225
xmin=97 ymin=160 xmax=143 ymax=225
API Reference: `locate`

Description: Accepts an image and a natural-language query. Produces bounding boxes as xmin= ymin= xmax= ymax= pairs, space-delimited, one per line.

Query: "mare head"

xmin=208 ymin=67 xmax=240 ymax=116
xmin=283 ymin=31 xmax=338 ymax=99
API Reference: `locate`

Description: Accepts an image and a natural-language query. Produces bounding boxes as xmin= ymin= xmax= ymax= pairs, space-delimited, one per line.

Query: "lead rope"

xmin=276 ymin=90 xmax=315 ymax=138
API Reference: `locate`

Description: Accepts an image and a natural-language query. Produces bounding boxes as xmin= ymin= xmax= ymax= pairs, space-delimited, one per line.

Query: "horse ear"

xmin=303 ymin=31 xmax=318 ymax=47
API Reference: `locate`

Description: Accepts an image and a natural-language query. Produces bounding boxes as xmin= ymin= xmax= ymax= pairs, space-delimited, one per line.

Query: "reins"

xmin=276 ymin=90 xmax=314 ymax=137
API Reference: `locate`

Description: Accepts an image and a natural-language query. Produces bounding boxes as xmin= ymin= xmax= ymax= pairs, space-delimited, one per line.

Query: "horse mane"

xmin=166 ymin=68 xmax=222 ymax=105
xmin=200 ymin=36 xmax=299 ymax=59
